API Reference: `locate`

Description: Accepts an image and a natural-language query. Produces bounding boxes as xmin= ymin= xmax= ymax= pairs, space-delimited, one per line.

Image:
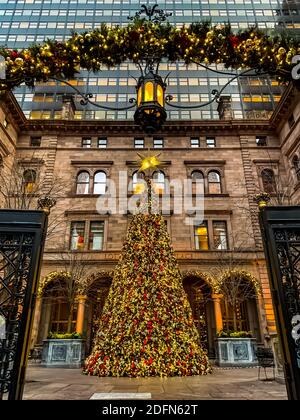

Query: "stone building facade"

xmin=0 ymin=86 xmax=299 ymax=358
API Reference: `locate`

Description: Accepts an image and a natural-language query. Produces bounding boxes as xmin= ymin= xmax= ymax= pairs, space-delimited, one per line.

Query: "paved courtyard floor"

xmin=23 ymin=364 xmax=288 ymax=400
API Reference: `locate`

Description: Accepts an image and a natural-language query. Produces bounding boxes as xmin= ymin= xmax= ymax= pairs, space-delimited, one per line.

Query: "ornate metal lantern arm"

xmin=51 ymin=77 xmax=136 ymax=111
xmin=128 ymin=3 xmax=172 ymax=23
xmin=165 ymin=67 xmax=269 ymax=110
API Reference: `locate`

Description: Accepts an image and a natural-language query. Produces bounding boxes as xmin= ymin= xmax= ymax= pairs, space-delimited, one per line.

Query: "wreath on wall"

xmin=0 ymin=18 xmax=299 ymax=90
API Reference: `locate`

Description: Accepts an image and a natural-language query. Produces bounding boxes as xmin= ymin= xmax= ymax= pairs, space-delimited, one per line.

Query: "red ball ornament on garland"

xmin=229 ymin=36 xmax=240 ymax=48
xmin=10 ymin=50 xmax=19 ymax=60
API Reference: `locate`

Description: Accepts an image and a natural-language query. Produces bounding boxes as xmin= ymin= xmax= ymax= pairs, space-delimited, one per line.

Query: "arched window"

xmin=261 ymin=169 xmax=276 ymax=193
xmin=191 ymin=170 xmax=204 ymax=182
xmin=191 ymin=170 xmax=204 ymax=194
xmin=23 ymin=169 xmax=36 ymax=193
xmin=292 ymin=155 xmax=300 ymax=181
xmin=132 ymin=171 xmax=145 ymax=194
xmin=93 ymin=171 xmax=107 ymax=195
xmin=208 ymin=171 xmax=221 ymax=194
xmin=153 ymin=170 xmax=165 ymax=194
xmin=76 ymin=171 xmax=90 ymax=194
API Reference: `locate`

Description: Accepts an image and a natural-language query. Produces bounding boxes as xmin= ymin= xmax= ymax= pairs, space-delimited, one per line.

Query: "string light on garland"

xmin=0 ymin=18 xmax=299 ymax=90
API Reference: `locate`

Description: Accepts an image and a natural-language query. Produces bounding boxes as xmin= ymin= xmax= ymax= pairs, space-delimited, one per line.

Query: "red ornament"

xmin=149 ymin=357 xmax=153 ymax=364
xmin=229 ymin=35 xmax=240 ymax=48
xmin=143 ymin=338 xmax=147 ymax=345
xmin=10 ymin=50 xmax=19 ymax=60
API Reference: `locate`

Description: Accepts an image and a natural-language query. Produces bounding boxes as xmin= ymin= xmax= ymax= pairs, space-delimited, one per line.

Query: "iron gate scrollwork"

xmin=259 ymin=206 xmax=300 ymax=400
xmin=0 ymin=210 xmax=47 ymax=400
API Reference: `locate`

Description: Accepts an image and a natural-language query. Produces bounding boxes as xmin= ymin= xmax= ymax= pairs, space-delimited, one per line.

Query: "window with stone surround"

xmin=70 ymin=221 xmax=85 ymax=250
xmin=190 ymin=137 xmax=200 ymax=148
xmin=93 ymin=171 xmax=107 ymax=195
xmin=134 ymin=138 xmax=144 ymax=149
xmin=193 ymin=219 xmax=230 ymax=251
xmin=23 ymin=169 xmax=36 ymax=193
xmin=98 ymin=137 xmax=107 ymax=148
xmin=194 ymin=222 xmax=209 ymax=250
xmin=30 ymin=136 xmax=41 ymax=147
xmin=153 ymin=171 xmax=165 ymax=194
xmin=208 ymin=171 xmax=222 ymax=194
xmin=76 ymin=171 xmax=90 ymax=194
xmin=256 ymin=136 xmax=267 ymax=147
xmin=82 ymin=137 xmax=92 ymax=148
xmin=213 ymin=221 xmax=228 ymax=250
xmin=89 ymin=221 xmax=105 ymax=251
xmin=261 ymin=168 xmax=276 ymax=193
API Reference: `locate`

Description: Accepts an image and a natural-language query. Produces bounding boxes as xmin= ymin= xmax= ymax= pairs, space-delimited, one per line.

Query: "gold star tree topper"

xmin=137 ymin=152 xmax=161 ymax=173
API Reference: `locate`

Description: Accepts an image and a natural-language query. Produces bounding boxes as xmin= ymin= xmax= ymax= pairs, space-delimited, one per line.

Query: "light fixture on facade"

xmin=134 ymin=70 xmax=167 ymax=134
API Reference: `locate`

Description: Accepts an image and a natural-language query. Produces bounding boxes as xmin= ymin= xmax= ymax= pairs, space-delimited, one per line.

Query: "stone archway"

xmin=182 ymin=272 xmax=216 ymax=357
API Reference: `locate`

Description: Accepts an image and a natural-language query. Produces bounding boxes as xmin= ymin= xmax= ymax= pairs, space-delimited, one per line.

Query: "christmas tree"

xmin=83 ymin=159 xmax=211 ymax=377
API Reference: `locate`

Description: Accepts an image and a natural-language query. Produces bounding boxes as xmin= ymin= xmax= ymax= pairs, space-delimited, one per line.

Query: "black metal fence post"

xmin=0 ymin=210 xmax=48 ymax=400
xmin=258 ymin=205 xmax=300 ymax=400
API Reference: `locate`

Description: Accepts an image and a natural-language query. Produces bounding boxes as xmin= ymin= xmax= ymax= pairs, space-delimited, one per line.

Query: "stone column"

xmin=30 ymin=296 xmax=42 ymax=349
xmin=212 ymin=294 xmax=223 ymax=332
xmin=76 ymin=295 xmax=88 ymax=334
xmin=61 ymin=94 xmax=76 ymax=120
xmin=217 ymin=95 xmax=234 ymax=120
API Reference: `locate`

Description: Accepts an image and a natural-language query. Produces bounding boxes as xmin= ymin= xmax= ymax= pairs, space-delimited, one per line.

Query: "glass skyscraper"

xmin=0 ymin=0 xmax=299 ymax=121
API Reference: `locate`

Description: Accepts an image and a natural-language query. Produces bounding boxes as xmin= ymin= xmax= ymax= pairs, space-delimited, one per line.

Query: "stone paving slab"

xmin=22 ymin=366 xmax=288 ymax=400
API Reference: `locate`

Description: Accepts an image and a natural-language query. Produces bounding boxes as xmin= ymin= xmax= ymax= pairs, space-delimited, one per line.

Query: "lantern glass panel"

xmin=137 ymin=86 xmax=142 ymax=106
xmin=144 ymin=81 xmax=154 ymax=102
xmin=157 ymin=84 xmax=164 ymax=107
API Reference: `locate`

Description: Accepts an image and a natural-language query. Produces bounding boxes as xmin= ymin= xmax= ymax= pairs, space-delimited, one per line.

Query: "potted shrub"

xmin=41 ymin=332 xmax=86 ymax=368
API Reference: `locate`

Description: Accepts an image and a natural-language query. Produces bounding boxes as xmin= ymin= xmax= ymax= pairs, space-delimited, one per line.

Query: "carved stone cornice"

xmin=0 ymin=91 xmax=27 ymax=132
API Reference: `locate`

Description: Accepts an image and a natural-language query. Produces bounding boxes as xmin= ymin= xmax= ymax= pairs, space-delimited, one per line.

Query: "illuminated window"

xmin=70 ymin=221 xmax=85 ymax=250
xmin=153 ymin=171 xmax=165 ymax=194
xmin=208 ymin=171 xmax=222 ymax=194
xmin=213 ymin=221 xmax=228 ymax=250
xmin=89 ymin=222 xmax=104 ymax=250
xmin=261 ymin=169 xmax=276 ymax=193
xmin=132 ymin=171 xmax=145 ymax=194
xmin=194 ymin=222 xmax=209 ymax=250
xmin=93 ymin=171 xmax=107 ymax=195
xmin=76 ymin=171 xmax=90 ymax=195
xmin=23 ymin=169 xmax=36 ymax=193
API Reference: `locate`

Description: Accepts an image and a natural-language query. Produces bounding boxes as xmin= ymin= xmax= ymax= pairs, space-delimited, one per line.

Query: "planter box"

xmin=215 ymin=338 xmax=258 ymax=367
xmin=41 ymin=339 xmax=85 ymax=368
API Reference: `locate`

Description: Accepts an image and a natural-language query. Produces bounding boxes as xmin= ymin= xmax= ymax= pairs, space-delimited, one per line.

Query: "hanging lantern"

xmin=134 ymin=70 xmax=167 ymax=134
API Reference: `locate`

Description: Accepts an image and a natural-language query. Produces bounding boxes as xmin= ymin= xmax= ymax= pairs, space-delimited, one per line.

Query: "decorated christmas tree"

xmin=83 ymin=157 xmax=211 ymax=377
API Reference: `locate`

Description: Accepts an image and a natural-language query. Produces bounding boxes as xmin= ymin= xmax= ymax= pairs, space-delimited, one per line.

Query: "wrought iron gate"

xmin=259 ymin=206 xmax=300 ymax=400
xmin=0 ymin=210 xmax=47 ymax=400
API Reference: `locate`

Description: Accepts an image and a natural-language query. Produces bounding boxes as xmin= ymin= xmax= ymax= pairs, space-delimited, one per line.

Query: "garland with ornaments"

xmin=0 ymin=19 xmax=299 ymax=90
